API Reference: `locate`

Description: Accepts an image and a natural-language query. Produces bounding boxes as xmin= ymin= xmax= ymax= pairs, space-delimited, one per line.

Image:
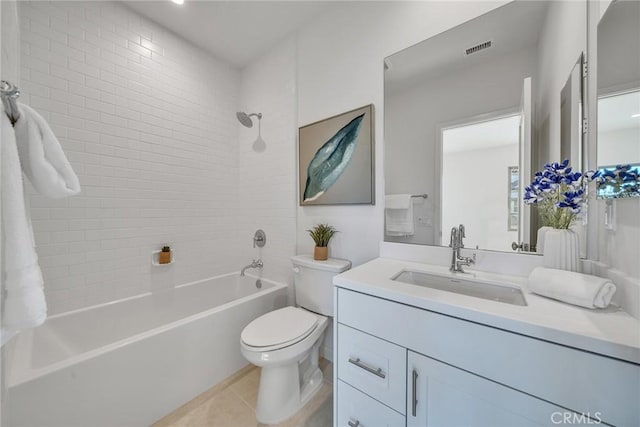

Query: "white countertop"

xmin=334 ymin=257 xmax=640 ymax=364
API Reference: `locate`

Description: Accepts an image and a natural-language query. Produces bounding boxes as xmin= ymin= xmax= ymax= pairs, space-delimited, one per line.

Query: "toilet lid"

xmin=241 ymin=307 xmax=319 ymax=349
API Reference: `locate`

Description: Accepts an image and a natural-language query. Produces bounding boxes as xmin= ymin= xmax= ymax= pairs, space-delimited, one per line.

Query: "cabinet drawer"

xmin=337 ymin=380 xmax=405 ymax=427
xmin=337 ymin=324 xmax=406 ymax=414
xmin=337 ymin=288 xmax=640 ymax=427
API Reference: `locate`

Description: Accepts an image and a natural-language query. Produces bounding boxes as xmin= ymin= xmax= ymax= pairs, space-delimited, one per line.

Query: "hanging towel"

xmin=385 ymin=194 xmax=414 ymax=236
xmin=528 ymin=267 xmax=617 ymax=309
xmin=1 ymin=110 xmax=46 ymax=345
xmin=13 ymin=103 xmax=80 ymax=198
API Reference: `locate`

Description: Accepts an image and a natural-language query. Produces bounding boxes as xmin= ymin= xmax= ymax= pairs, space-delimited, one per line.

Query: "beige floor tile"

xmin=175 ymin=388 xmax=258 ymax=427
xmin=275 ymin=382 xmax=333 ymax=427
xmin=229 ymin=366 xmax=261 ymax=409
xmin=153 ymin=365 xmax=257 ymax=426
xmin=156 ymin=360 xmax=334 ymax=427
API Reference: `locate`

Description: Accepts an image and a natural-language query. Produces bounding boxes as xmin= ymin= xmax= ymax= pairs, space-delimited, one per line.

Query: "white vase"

xmin=536 ymin=226 xmax=553 ymax=254
xmin=543 ymin=229 xmax=580 ymax=272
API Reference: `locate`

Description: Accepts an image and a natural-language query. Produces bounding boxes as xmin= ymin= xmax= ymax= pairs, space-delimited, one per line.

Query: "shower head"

xmin=236 ymin=111 xmax=262 ymax=128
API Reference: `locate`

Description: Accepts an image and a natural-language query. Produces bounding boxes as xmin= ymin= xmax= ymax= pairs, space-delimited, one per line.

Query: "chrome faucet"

xmin=449 ymin=224 xmax=475 ymax=273
xmin=241 ymin=259 xmax=263 ymax=276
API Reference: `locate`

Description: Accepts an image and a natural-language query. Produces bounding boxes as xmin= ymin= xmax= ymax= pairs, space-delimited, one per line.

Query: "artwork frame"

xmin=298 ymin=104 xmax=375 ymax=206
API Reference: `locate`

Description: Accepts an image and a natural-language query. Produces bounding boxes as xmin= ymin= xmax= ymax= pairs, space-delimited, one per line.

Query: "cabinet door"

xmin=407 ymin=351 xmax=600 ymax=427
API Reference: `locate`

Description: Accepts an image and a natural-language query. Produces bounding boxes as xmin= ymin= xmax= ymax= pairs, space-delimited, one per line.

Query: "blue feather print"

xmin=303 ymin=113 xmax=365 ymax=202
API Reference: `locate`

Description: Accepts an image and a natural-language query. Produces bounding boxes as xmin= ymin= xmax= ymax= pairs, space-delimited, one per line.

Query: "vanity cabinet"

xmin=407 ymin=351 xmax=585 ymax=427
xmin=335 ymin=287 xmax=639 ymax=427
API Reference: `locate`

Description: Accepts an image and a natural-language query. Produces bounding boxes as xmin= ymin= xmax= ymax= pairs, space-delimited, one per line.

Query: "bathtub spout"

xmin=241 ymin=259 xmax=263 ymax=276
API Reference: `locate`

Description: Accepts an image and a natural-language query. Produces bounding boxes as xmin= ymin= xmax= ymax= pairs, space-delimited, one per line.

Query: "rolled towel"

xmin=528 ymin=267 xmax=616 ymax=309
xmin=13 ymin=103 xmax=80 ymax=198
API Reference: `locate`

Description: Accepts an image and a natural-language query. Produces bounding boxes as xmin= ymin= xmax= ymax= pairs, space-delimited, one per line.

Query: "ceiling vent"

xmin=465 ymin=40 xmax=492 ymax=56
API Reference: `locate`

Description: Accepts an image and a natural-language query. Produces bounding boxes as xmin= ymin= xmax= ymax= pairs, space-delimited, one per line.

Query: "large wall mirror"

xmin=384 ymin=1 xmax=587 ymax=254
xmin=596 ymin=0 xmax=640 ymax=200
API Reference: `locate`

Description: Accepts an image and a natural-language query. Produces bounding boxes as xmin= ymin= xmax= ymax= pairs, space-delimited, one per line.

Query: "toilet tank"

xmin=291 ymin=255 xmax=351 ymax=317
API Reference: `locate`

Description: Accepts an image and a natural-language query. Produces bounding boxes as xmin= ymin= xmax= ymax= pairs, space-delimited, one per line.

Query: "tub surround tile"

xmin=18 ymin=1 xmax=241 ymax=315
xmin=153 ymin=360 xmax=333 ymax=427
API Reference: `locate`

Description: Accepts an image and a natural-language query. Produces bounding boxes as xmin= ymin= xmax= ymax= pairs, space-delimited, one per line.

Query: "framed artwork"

xmin=298 ymin=104 xmax=375 ymax=205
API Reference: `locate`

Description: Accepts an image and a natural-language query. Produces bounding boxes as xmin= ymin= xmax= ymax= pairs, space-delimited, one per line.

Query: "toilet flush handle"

xmin=292 ymin=267 xmax=300 ymax=274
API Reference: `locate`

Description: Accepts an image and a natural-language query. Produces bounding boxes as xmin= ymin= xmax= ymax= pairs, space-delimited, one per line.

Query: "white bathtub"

xmin=6 ymin=273 xmax=288 ymax=427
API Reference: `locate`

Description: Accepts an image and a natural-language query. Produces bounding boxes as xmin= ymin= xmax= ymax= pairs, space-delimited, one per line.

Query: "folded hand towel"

xmin=385 ymin=194 xmax=414 ymax=236
xmin=1 ymin=111 xmax=46 ymax=344
xmin=13 ymin=103 xmax=80 ymax=198
xmin=528 ymin=267 xmax=616 ymax=309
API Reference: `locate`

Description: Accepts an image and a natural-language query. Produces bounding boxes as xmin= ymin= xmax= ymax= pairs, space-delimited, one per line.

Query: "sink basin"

xmin=392 ymin=270 xmax=527 ymax=306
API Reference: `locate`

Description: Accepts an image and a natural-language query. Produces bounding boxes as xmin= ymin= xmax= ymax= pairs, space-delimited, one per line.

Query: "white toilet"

xmin=240 ymin=254 xmax=351 ymax=424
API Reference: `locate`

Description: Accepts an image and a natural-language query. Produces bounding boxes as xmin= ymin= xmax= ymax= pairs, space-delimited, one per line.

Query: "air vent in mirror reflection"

xmin=465 ymin=40 xmax=492 ymax=55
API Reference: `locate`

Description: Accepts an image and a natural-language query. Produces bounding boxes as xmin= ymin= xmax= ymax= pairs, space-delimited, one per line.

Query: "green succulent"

xmin=307 ymin=224 xmax=338 ymax=247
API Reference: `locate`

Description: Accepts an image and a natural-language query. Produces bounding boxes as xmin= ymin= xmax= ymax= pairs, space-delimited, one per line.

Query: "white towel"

xmin=1 ymin=110 xmax=47 ymax=344
xmin=385 ymin=194 xmax=414 ymax=236
xmin=13 ymin=103 xmax=80 ymax=198
xmin=528 ymin=267 xmax=617 ymax=309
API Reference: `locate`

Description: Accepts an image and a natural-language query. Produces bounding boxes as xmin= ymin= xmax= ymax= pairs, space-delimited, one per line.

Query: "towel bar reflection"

xmin=1 ymin=80 xmax=21 ymax=126
xmin=411 ymin=194 xmax=428 ymax=199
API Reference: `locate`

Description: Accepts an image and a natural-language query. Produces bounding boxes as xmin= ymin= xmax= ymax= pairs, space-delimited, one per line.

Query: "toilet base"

xmin=255 ymin=340 xmax=324 ymax=424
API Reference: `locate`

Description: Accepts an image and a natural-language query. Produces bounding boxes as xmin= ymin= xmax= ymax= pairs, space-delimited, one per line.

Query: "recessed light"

xmin=632 ymin=113 xmax=640 ymax=118
xmin=171 ymin=0 xmax=184 ymax=5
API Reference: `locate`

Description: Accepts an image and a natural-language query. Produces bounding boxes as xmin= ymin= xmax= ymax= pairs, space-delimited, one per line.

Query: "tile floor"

xmin=153 ymin=359 xmax=333 ymax=427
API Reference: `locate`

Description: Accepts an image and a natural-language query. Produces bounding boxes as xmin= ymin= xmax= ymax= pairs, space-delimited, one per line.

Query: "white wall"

xmin=238 ymin=36 xmax=297 ymax=299
xmin=385 ymin=46 xmax=536 ymax=246
xmin=535 ymin=0 xmax=586 ymax=166
xmin=598 ymin=128 xmax=640 ymax=166
xmin=442 ymin=144 xmax=519 ymax=252
xmin=295 ymin=1 xmax=507 ymax=267
xmin=19 ymin=1 xmax=241 ymax=314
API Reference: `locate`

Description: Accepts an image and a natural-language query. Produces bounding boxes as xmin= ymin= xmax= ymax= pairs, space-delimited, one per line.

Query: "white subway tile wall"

xmin=238 ymin=37 xmax=297 ymax=295
xmin=19 ymin=1 xmax=242 ymax=314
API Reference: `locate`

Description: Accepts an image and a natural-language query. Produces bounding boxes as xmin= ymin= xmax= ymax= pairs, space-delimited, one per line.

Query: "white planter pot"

xmin=536 ymin=226 xmax=553 ymax=254
xmin=543 ymin=228 xmax=580 ymax=272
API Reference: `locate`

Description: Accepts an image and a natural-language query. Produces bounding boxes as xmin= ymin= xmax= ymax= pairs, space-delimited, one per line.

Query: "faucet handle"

xmin=253 ymin=229 xmax=266 ymax=248
xmin=449 ymin=227 xmax=458 ymax=248
xmin=458 ymin=224 xmax=466 ymax=248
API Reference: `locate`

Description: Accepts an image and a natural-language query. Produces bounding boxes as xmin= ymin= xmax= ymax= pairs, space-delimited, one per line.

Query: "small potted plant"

xmin=159 ymin=245 xmax=172 ymax=264
xmin=307 ymin=224 xmax=338 ymax=261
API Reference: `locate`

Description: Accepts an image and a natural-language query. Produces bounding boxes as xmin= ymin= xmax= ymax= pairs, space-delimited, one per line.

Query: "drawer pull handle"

xmin=348 ymin=419 xmax=360 ymax=427
xmin=348 ymin=357 xmax=386 ymax=379
xmin=412 ymin=369 xmax=418 ymax=417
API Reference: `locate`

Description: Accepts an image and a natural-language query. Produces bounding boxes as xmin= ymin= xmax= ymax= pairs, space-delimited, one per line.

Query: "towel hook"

xmin=1 ymin=80 xmax=21 ymax=126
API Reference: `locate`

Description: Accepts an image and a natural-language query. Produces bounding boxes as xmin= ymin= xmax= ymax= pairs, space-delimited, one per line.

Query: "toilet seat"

xmin=241 ymin=307 xmax=319 ymax=351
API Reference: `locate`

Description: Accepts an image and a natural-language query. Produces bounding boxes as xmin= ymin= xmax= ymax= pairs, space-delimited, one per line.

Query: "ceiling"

xmin=124 ymin=1 xmax=336 ymax=68
xmin=598 ymin=90 xmax=640 ymax=134
xmin=443 ymin=114 xmax=521 ymax=153
xmin=385 ymin=1 xmax=548 ymax=92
